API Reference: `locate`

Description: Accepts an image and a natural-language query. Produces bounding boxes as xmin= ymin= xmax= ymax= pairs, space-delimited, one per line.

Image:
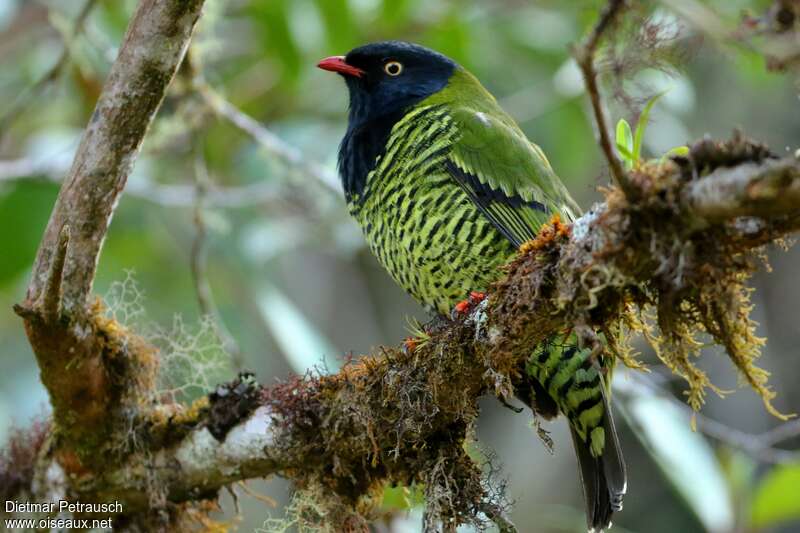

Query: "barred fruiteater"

xmin=319 ymin=41 xmax=626 ymax=532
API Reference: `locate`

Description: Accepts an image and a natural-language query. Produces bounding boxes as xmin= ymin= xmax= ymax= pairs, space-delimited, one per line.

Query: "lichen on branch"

xmin=32 ymin=133 xmax=795 ymax=532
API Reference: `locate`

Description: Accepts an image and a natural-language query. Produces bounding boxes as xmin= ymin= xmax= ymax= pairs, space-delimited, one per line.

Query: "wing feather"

xmin=444 ymin=106 xmax=580 ymax=248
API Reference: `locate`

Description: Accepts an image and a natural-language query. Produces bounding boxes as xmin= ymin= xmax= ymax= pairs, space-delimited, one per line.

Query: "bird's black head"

xmin=318 ymin=41 xmax=457 ymax=200
xmin=319 ymin=41 xmax=457 ymax=125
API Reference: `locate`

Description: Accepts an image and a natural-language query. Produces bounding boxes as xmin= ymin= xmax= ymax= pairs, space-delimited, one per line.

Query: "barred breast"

xmin=348 ymin=104 xmax=515 ymax=315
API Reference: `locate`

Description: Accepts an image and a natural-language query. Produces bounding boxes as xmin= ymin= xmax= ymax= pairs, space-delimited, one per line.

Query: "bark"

xmin=11 ymin=0 xmax=206 ymax=499
xmin=19 ymin=144 xmax=800 ymax=528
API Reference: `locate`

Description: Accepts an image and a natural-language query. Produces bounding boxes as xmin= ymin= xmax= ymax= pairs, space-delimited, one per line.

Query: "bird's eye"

xmin=383 ymin=61 xmax=403 ymax=76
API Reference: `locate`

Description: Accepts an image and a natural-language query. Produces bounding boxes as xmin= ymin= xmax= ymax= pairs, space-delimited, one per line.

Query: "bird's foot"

xmin=453 ymin=291 xmax=487 ymax=315
xmin=470 ymin=290 xmax=486 ymax=303
xmin=454 ymin=299 xmax=470 ymax=314
xmin=403 ymin=336 xmax=418 ymax=354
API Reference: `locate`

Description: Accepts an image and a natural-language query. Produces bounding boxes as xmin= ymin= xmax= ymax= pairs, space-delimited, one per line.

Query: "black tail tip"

xmin=588 ymin=492 xmax=625 ymax=532
xmin=589 ymin=505 xmax=613 ymax=533
xmin=610 ymin=493 xmax=624 ymax=512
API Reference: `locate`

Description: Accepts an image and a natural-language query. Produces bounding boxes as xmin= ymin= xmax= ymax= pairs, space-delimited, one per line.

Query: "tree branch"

xmin=25 ymin=143 xmax=800 ymax=528
xmin=619 ymin=372 xmax=800 ymax=465
xmin=689 ymin=406 xmax=800 ymax=464
xmin=189 ymin=144 xmax=243 ymax=369
xmin=25 ymin=0 xmax=205 ymax=314
xmin=575 ymin=0 xmax=635 ymax=198
xmin=0 ymin=156 xmax=290 ymax=208
xmin=12 ymin=0 xmax=207 ymax=507
xmin=684 ymin=152 xmax=800 ymax=222
xmin=195 ymin=81 xmax=342 ymax=196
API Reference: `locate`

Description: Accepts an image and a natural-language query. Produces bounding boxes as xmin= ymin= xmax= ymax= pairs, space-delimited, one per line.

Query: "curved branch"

xmin=575 ymin=0 xmax=634 ymax=198
xmin=26 ymin=0 xmax=205 ymax=313
xmin=0 ymin=157 xmax=288 ymax=208
xmin=47 ymin=148 xmax=800 ymax=522
xmin=196 ymin=82 xmax=342 ymax=196
xmin=13 ymin=0 xmax=207 ymax=492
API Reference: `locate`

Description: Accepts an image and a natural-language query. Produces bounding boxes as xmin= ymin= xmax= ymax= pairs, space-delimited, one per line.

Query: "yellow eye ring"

xmin=384 ymin=61 xmax=403 ymax=76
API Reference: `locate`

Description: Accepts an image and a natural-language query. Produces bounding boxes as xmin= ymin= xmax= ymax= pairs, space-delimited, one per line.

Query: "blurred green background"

xmin=1 ymin=0 xmax=799 ymax=531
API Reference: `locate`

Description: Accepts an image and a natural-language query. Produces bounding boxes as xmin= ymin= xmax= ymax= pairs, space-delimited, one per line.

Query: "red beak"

xmin=317 ymin=56 xmax=364 ymax=78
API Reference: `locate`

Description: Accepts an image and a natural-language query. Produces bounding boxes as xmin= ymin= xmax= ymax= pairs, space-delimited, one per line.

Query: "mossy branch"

xmin=15 ymin=134 xmax=800 ymax=531
xmin=8 ymin=0 xmax=208 ymax=528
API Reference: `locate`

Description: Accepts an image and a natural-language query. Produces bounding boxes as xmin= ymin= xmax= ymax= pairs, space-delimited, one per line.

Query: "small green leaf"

xmin=633 ymin=91 xmax=667 ymax=162
xmin=616 ymin=142 xmax=635 ymax=164
xmin=382 ymin=485 xmax=425 ymax=511
xmin=666 ymin=145 xmax=690 ymax=157
xmin=615 ymin=119 xmax=634 ymax=169
xmin=750 ymin=463 xmax=800 ymax=529
xmin=659 ymin=145 xmax=690 ymax=164
xmin=616 ymin=119 xmax=634 ymax=151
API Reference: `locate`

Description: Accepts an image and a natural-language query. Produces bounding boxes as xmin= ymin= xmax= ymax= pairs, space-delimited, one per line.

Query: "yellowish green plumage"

xmin=348 ymin=69 xmax=578 ymax=314
xmin=347 ymin=67 xmax=607 ymax=460
xmin=349 ymin=101 xmax=511 ymax=314
xmin=324 ymin=41 xmax=625 ymax=531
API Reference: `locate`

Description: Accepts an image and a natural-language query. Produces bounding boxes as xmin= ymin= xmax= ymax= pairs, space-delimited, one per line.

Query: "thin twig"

xmin=195 ymin=81 xmax=342 ymax=196
xmin=690 ymin=408 xmax=799 ymax=464
xmin=623 ymin=372 xmax=800 ymax=464
xmin=191 ymin=149 xmax=213 ymax=317
xmin=190 ymin=146 xmax=244 ymax=370
xmin=0 ymin=157 xmax=287 ymax=208
xmin=761 ymin=418 xmax=800 ymax=446
xmin=0 ymin=0 xmax=99 ymax=142
xmin=41 ymin=225 xmax=70 ymax=324
xmin=574 ymin=0 xmax=635 ymax=198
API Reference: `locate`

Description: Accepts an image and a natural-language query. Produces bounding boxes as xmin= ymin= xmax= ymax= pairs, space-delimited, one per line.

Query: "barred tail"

xmin=524 ymin=337 xmax=627 ymax=532
xmin=570 ymin=387 xmax=626 ymax=533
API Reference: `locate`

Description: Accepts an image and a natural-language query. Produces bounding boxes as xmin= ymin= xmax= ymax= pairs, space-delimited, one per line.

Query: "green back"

xmin=346 ymin=67 xmax=582 ymax=313
xmin=425 ymin=68 xmax=580 ymax=247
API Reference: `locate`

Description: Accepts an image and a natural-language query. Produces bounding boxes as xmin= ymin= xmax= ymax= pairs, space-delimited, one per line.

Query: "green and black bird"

xmin=318 ymin=41 xmax=626 ymax=532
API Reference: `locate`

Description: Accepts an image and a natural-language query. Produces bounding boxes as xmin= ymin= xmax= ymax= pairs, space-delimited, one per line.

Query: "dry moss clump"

xmin=258 ymin=320 xmax=512 ymax=531
xmin=0 ymin=417 xmax=50 ymax=504
xmin=16 ymin=294 xmax=162 ymax=476
xmin=501 ymin=132 xmax=793 ymax=418
xmin=482 ymin=132 xmax=793 ymax=431
xmin=622 ymin=136 xmax=791 ymax=417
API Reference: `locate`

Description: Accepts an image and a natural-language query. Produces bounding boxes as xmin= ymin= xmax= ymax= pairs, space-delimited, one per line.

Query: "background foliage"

xmin=1 ymin=0 xmax=798 ymax=531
